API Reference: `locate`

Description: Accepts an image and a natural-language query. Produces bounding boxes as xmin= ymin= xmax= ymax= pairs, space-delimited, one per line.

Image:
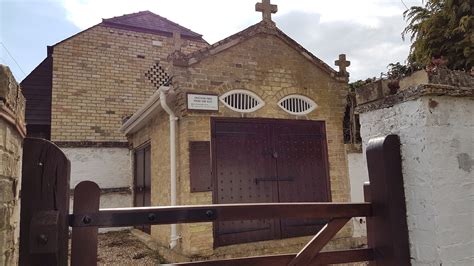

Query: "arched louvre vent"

xmin=278 ymin=95 xmax=317 ymax=115
xmin=220 ymin=90 xmax=265 ymax=113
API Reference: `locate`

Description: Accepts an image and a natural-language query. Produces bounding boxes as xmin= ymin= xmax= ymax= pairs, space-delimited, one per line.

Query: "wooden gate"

xmin=20 ymin=135 xmax=411 ymax=265
xmin=19 ymin=138 xmax=70 ymax=266
xmin=212 ymin=118 xmax=330 ymax=246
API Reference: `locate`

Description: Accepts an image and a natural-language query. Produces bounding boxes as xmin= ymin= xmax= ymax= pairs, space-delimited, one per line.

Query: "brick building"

xmin=121 ymin=1 xmax=355 ymax=261
xmin=22 ymin=0 xmax=356 ymax=261
xmin=21 ymin=11 xmax=208 ymax=207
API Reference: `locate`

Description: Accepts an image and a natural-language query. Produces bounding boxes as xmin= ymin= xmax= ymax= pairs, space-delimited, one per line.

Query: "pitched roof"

xmin=101 ymin=11 xmax=205 ymax=41
xmin=172 ymin=21 xmax=343 ymax=79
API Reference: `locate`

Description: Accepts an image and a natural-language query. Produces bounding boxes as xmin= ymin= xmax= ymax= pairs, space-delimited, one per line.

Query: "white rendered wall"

xmin=62 ymin=147 xmax=133 ymax=208
xmin=347 ymin=152 xmax=369 ymax=237
xmin=359 ymin=96 xmax=473 ymax=266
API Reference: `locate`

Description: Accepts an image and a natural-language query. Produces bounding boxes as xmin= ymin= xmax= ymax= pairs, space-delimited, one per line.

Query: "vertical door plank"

xmin=144 ymin=145 xmax=151 ymax=233
xmin=213 ymin=121 xmax=278 ymax=246
xmin=274 ymin=121 xmax=330 ymax=238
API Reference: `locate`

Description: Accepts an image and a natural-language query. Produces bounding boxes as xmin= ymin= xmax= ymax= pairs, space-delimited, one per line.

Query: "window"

xmin=278 ymin=94 xmax=317 ymax=115
xmin=219 ymin=90 xmax=265 ymax=113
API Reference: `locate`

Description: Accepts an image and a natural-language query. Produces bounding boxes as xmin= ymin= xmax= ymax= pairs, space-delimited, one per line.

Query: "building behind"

xmin=21 ymin=11 xmax=209 ymax=207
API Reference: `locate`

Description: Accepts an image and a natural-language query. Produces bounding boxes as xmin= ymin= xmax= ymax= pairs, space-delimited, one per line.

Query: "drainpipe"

xmin=158 ymin=85 xmax=179 ymax=249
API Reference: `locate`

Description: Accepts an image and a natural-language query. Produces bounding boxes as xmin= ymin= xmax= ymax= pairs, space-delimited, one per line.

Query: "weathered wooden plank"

xmin=19 ymin=138 xmax=70 ymax=266
xmin=366 ymin=135 xmax=410 ymax=265
xmin=163 ymin=248 xmax=373 ymax=265
xmin=71 ymin=181 xmax=100 ymax=266
xmin=288 ymin=218 xmax=350 ymax=266
xmin=69 ymin=202 xmax=372 ymax=227
xmin=189 ymin=141 xmax=212 ymax=192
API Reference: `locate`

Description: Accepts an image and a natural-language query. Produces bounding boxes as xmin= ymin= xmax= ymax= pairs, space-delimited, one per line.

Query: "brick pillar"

xmin=0 ymin=65 xmax=26 ymax=265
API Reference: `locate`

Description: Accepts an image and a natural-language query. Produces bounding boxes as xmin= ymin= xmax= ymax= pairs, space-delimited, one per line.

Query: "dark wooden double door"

xmin=212 ymin=119 xmax=331 ymax=246
xmin=134 ymin=144 xmax=151 ymax=233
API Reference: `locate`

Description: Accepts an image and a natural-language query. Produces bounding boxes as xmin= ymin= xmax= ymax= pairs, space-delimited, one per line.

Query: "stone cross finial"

xmin=256 ymin=0 xmax=278 ymax=22
xmin=335 ymin=54 xmax=350 ymax=75
xmin=173 ymin=31 xmax=182 ymax=51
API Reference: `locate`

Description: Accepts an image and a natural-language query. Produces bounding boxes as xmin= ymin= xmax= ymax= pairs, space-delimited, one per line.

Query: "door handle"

xmin=255 ymin=177 xmax=293 ymax=184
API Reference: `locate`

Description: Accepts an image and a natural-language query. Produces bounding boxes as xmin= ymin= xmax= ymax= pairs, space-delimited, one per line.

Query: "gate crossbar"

xmin=68 ymin=202 xmax=372 ymax=228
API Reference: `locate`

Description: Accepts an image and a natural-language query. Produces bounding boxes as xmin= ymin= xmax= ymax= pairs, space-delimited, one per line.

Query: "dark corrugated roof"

xmin=101 ymin=11 xmax=204 ymax=41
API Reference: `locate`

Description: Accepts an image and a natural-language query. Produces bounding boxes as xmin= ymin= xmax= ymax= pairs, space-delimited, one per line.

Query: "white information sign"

xmin=187 ymin=93 xmax=219 ymax=111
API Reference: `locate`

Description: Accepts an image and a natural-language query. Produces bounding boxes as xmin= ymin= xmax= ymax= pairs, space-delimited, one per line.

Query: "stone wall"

xmin=130 ymin=30 xmax=355 ymax=261
xmin=0 ymin=65 xmax=26 ymax=265
xmin=356 ymin=69 xmax=473 ymax=265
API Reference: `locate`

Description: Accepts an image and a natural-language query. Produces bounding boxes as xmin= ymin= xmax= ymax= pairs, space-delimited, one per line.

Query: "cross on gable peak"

xmin=255 ymin=0 xmax=278 ymax=22
xmin=335 ymin=54 xmax=350 ymax=75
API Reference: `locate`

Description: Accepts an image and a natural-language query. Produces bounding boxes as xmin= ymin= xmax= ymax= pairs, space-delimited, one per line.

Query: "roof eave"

xmin=120 ymin=89 xmax=162 ymax=135
xmin=100 ymin=21 xmax=206 ymax=42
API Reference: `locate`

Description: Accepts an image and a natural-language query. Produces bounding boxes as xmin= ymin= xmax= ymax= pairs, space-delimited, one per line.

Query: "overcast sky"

xmin=1 ymin=0 xmax=422 ymax=82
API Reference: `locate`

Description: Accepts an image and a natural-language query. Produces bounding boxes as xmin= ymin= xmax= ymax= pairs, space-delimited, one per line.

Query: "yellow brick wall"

xmin=51 ymin=25 xmax=208 ymax=142
xmin=130 ymin=33 xmax=352 ymax=261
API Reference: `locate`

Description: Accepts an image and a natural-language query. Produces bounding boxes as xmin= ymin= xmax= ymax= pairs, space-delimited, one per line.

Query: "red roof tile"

xmin=101 ymin=11 xmax=205 ymax=41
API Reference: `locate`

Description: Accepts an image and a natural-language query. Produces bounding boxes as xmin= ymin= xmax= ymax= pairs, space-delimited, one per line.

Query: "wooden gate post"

xmin=19 ymin=138 xmax=71 ymax=266
xmin=365 ymin=135 xmax=410 ymax=265
xmin=71 ymin=181 xmax=100 ymax=266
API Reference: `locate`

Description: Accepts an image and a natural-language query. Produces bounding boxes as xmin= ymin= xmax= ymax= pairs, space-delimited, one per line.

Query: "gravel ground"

xmin=95 ymin=230 xmax=163 ymax=265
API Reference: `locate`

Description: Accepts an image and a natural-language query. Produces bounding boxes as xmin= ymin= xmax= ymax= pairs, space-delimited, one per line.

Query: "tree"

xmin=402 ymin=0 xmax=473 ymax=70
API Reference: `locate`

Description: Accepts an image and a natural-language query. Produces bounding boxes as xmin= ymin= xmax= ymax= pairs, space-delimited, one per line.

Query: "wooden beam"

xmin=164 ymin=248 xmax=373 ymax=265
xmin=71 ymin=181 xmax=100 ymax=266
xmin=69 ymin=202 xmax=372 ymax=228
xmin=366 ymin=135 xmax=410 ymax=265
xmin=288 ymin=218 xmax=350 ymax=266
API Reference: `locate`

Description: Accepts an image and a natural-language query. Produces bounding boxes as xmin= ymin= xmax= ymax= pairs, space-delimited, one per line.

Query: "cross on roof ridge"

xmin=255 ymin=0 xmax=278 ymax=22
xmin=335 ymin=54 xmax=350 ymax=75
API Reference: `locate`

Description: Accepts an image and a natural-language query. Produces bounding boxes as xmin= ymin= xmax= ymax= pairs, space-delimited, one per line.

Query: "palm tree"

xmin=402 ymin=0 xmax=473 ymax=70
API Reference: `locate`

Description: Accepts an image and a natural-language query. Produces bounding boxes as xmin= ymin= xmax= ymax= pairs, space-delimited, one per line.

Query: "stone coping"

xmin=355 ymin=83 xmax=474 ymax=114
xmin=0 ymin=65 xmax=26 ymax=138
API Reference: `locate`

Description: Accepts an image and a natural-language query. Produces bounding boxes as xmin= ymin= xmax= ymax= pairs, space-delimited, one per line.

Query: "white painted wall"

xmin=63 ymin=147 xmax=132 ymax=189
xmin=359 ymin=96 xmax=474 ymax=266
xmin=62 ymin=147 xmax=133 ymax=208
xmin=347 ymin=152 xmax=369 ymax=237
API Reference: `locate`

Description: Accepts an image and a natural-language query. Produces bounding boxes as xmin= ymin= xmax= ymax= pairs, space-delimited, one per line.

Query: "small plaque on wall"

xmin=187 ymin=93 xmax=218 ymax=111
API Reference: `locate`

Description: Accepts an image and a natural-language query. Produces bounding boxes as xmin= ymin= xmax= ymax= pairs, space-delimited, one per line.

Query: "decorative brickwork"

xmin=145 ymin=62 xmax=171 ymax=89
xmin=0 ymin=65 xmax=25 ymax=265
